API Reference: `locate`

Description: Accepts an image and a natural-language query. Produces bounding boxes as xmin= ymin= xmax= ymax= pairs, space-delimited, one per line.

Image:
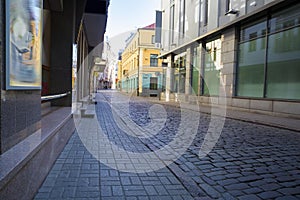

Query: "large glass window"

xmin=237 ymin=20 xmax=267 ymax=97
xmin=203 ymin=39 xmax=221 ymax=96
xmin=237 ymin=4 xmax=300 ymax=100
xmin=266 ymin=5 xmax=300 ymax=99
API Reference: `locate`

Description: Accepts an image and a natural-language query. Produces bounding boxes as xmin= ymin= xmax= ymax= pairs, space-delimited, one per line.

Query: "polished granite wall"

xmin=0 ymin=1 xmax=41 ymax=154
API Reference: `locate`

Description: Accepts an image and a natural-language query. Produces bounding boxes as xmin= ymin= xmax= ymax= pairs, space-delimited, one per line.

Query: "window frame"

xmin=150 ymin=54 xmax=158 ymax=67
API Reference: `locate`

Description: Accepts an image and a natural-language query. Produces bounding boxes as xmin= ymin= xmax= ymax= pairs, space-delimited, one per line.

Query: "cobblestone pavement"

xmin=35 ymin=90 xmax=300 ymax=200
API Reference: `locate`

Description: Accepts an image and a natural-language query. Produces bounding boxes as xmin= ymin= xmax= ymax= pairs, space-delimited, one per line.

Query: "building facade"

xmin=0 ymin=1 xmax=109 ymax=199
xmin=117 ymin=58 xmax=123 ymax=90
xmin=120 ymin=25 xmax=164 ymax=97
xmin=159 ymin=0 xmax=300 ymax=117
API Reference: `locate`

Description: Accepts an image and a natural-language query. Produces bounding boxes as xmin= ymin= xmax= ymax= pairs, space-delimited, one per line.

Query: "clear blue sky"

xmin=105 ymin=0 xmax=161 ymax=38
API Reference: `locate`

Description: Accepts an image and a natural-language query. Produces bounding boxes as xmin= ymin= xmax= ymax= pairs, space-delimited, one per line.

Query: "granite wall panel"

xmin=1 ymin=91 xmax=41 ymax=153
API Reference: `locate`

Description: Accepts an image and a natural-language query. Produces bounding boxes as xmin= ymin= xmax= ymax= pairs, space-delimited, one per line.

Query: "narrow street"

xmin=35 ymin=90 xmax=300 ymax=200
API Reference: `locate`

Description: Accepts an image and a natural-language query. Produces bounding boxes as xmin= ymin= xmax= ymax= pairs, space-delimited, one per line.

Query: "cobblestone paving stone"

xmin=35 ymin=91 xmax=300 ymax=199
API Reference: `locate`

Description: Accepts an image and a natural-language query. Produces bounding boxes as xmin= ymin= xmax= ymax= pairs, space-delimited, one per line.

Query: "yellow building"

xmin=116 ymin=59 xmax=123 ymax=89
xmin=120 ymin=24 xmax=163 ymax=96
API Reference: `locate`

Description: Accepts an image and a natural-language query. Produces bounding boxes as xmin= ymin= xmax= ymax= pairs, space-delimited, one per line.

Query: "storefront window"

xmin=266 ymin=5 xmax=300 ymax=99
xmin=237 ymin=4 xmax=300 ymax=100
xmin=237 ymin=20 xmax=267 ymax=98
xmin=203 ymin=39 xmax=221 ymax=96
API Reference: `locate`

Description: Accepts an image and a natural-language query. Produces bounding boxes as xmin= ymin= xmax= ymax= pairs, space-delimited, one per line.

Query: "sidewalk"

xmin=149 ymin=97 xmax=300 ymax=132
xmin=35 ymin=91 xmax=300 ymax=199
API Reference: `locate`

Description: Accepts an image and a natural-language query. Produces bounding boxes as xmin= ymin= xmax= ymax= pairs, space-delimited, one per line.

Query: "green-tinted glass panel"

xmin=174 ymin=73 xmax=179 ymax=93
xmin=203 ymin=70 xmax=219 ymax=96
xmin=269 ymin=4 xmax=300 ymax=34
xmin=179 ymin=70 xmax=186 ymax=93
xmin=266 ymin=27 xmax=300 ymax=99
xmin=237 ymin=39 xmax=265 ymax=97
xmin=240 ymin=20 xmax=267 ymax=42
xmin=142 ymin=74 xmax=151 ymax=89
xmin=203 ymin=52 xmax=219 ymax=96
xmin=174 ymin=55 xmax=186 ymax=94
xmin=192 ymin=47 xmax=200 ymax=95
xmin=192 ymin=70 xmax=199 ymax=95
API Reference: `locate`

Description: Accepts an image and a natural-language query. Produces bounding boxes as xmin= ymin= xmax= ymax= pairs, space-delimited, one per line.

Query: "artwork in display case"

xmin=6 ymin=0 xmax=42 ymax=89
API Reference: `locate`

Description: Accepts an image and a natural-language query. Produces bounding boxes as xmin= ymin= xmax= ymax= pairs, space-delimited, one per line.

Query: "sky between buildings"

xmin=105 ymin=0 xmax=161 ymax=38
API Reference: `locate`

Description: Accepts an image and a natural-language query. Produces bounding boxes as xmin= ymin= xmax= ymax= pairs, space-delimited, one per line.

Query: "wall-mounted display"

xmin=6 ymin=0 xmax=42 ymax=89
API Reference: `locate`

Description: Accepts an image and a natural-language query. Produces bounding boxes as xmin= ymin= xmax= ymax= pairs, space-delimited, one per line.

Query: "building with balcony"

xmin=158 ymin=0 xmax=300 ymax=118
xmin=120 ymin=24 xmax=164 ymax=97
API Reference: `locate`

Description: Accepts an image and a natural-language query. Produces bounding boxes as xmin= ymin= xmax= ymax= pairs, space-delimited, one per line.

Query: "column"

xmin=185 ymin=47 xmax=191 ymax=101
xmin=165 ymin=55 xmax=174 ymax=102
xmin=220 ymin=28 xmax=238 ymax=101
xmin=138 ymin=48 xmax=143 ymax=94
xmin=49 ymin=0 xmax=76 ymax=106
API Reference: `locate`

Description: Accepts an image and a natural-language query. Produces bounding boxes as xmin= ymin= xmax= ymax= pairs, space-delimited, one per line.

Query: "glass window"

xmin=162 ymin=68 xmax=167 ymax=92
xmin=267 ymin=5 xmax=300 ymax=100
xmin=203 ymin=39 xmax=221 ymax=96
xmin=240 ymin=20 xmax=267 ymax=42
xmin=174 ymin=55 xmax=186 ymax=93
xmin=237 ymin=40 xmax=265 ymax=97
xmin=179 ymin=0 xmax=185 ymax=38
xmin=192 ymin=46 xmax=200 ymax=95
xmin=170 ymin=5 xmax=175 ymax=44
xmin=226 ymin=0 xmax=231 ymax=12
xmin=150 ymin=54 xmax=158 ymax=67
xmin=143 ymin=74 xmax=150 ymax=89
xmin=269 ymin=4 xmax=300 ymax=34
xmin=200 ymin=0 xmax=208 ymax=25
xmin=237 ymin=20 xmax=267 ymax=98
xmin=179 ymin=71 xmax=186 ymax=93
xmin=266 ymin=27 xmax=300 ymax=99
xmin=150 ymin=77 xmax=158 ymax=90
xmin=237 ymin=4 xmax=300 ymax=100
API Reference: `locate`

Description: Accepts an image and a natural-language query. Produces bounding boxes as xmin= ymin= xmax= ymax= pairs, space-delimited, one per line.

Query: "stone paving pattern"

xmin=35 ymin=91 xmax=300 ymax=199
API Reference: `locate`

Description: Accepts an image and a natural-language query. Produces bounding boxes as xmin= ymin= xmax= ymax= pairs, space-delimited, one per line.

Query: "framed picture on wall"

xmin=5 ymin=0 xmax=42 ymax=89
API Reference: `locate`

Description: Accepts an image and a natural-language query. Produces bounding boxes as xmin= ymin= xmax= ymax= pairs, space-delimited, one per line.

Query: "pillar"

xmin=185 ymin=47 xmax=191 ymax=100
xmin=165 ymin=55 xmax=174 ymax=102
xmin=220 ymin=28 xmax=238 ymax=101
xmin=49 ymin=0 xmax=76 ymax=106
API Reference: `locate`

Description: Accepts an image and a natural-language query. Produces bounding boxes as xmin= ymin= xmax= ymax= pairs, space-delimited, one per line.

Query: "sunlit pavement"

xmin=35 ymin=90 xmax=300 ymax=200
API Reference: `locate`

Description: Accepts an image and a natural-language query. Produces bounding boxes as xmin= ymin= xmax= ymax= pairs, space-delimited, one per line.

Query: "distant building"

xmin=120 ymin=24 xmax=164 ymax=97
xmin=116 ymin=53 xmax=123 ymax=89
